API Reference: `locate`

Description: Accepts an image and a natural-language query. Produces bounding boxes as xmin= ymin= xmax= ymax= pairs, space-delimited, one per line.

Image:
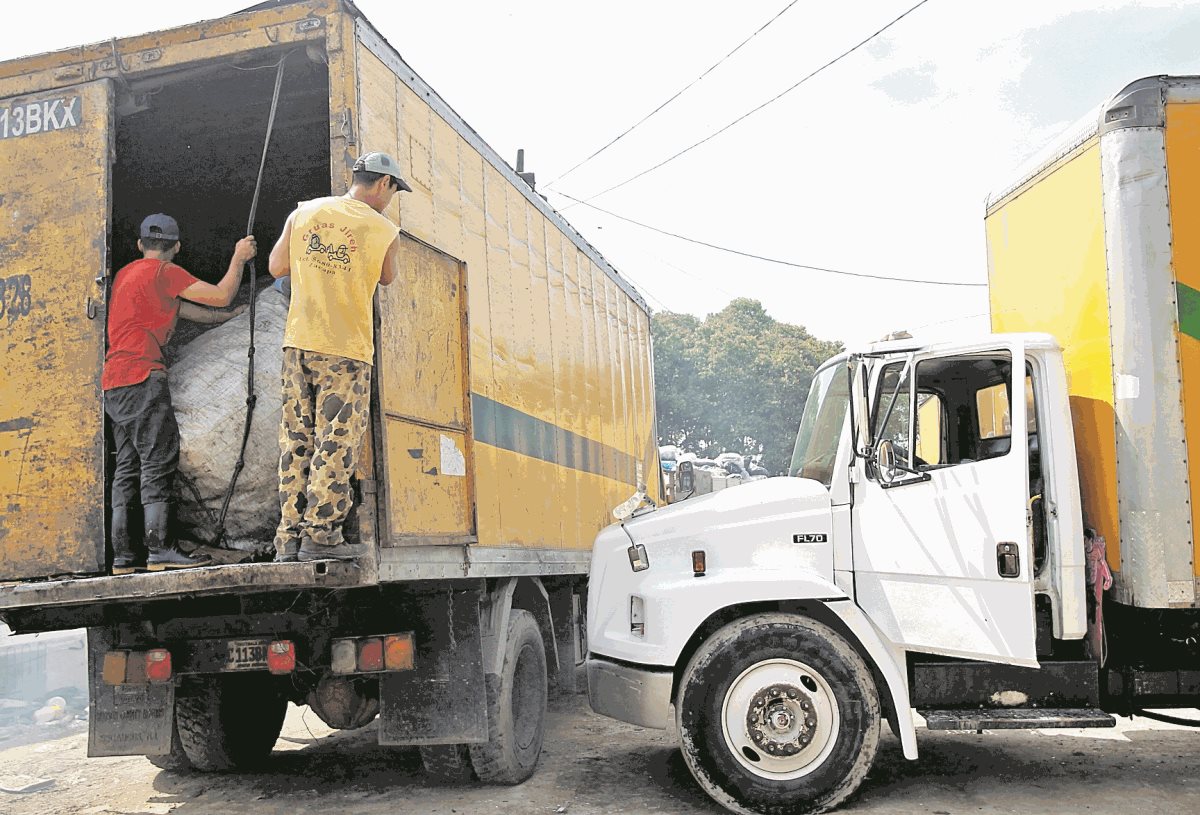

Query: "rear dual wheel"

xmin=677 ymin=613 xmax=880 ymax=815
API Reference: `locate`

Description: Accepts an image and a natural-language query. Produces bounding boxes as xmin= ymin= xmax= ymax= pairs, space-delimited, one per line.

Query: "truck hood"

xmin=623 ymin=476 xmax=833 ymax=548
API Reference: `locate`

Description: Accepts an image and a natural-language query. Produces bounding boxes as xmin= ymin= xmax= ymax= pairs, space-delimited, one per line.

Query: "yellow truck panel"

xmin=987 ymin=76 xmax=1200 ymax=608
xmin=986 ymin=140 xmax=1121 ymax=566
xmin=1164 ymin=101 xmax=1200 ymax=581
xmin=0 ymin=80 xmax=112 ymax=579
xmin=0 ymin=0 xmax=655 ymax=583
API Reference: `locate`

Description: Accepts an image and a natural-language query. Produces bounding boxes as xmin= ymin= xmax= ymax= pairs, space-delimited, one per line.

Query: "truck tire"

xmin=677 ymin=613 xmax=880 ymax=815
xmin=419 ymin=744 xmax=476 ymax=782
xmin=469 ymin=609 xmax=547 ymax=784
xmin=147 ymin=719 xmax=192 ymax=772
xmin=175 ymin=674 xmax=288 ymax=772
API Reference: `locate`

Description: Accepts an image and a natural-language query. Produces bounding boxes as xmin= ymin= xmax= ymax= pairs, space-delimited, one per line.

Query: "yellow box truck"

xmin=0 ymin=0 xmax=658 ymax=779
xmin=986 ymin=75 xmax=1199 ymax=612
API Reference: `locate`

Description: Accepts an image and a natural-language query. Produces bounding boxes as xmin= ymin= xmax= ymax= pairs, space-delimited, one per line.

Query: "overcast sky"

xmin=4 ymin=0 xmax=1199 ymax=346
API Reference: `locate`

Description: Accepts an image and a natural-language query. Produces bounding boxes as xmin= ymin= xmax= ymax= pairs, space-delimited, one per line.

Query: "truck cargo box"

xmin=0 ymin=0 xmax=658 ymax=608
xmin=985 ymin=75 xmax=1200 ymax=609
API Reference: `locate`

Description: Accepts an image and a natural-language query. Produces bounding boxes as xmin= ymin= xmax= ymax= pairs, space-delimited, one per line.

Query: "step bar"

xmin=920 ymin=708 xmax=1117 ymax=730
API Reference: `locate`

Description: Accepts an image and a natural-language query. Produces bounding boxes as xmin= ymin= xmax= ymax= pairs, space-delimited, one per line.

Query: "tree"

xmin=652 ymin=299 xmax=843 ymax=474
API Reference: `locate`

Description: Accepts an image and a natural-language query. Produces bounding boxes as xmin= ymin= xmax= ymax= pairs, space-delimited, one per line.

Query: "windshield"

xmin=789 ymin=362 xmax=850 ymax=488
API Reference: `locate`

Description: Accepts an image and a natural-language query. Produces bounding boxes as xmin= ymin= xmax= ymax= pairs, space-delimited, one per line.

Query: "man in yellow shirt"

xmin=267 ymin=152 xmax=410 ymax=562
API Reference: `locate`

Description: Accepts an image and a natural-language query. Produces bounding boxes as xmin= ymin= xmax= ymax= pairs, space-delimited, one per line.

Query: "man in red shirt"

xmin=103 ymin=214 xmax=256 ymax=572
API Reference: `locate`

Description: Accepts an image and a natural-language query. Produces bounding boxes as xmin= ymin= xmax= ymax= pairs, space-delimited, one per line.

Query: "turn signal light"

xmin=331 ymin=634 xmax=418 ymax=674
xmin=692 ymin=550 xmax=707 ymax=576
xmin=358 ymin=637 xmax=384 ymax=672
xmin=102 ymin=651 xmax=128 ymax=686
xmin=384 ymin=634 xmax=415 ymax=671
xmin=267 ymin=640 xmax=296 ymax=675
xmin=101 ymin=649 xmax=173 ymax=685
xmin=145 ymin=649 xmax=173 ymax=683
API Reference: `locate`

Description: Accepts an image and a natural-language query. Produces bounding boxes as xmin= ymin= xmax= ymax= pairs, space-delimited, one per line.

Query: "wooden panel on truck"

xmin=985 ymin=141 xmax=1121 ymax=566
xmin=354 ymin=21 xmax=657 ymax=560
xmin=0 ymin=80 xmax=112 ymax=579
xmin=1164 ymin=100 xmax=1200 ymax=593
xmin=375 ymin=234 xmax=473 ymax=544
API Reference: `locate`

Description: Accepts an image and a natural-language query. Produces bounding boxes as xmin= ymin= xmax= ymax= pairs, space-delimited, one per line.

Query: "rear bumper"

xmin=586 ymin=654 xmax=673 ymax=730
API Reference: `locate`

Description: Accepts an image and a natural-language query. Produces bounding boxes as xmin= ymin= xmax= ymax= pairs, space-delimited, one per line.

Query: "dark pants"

xmin=105 ymin=371 xmax=180 ymax=508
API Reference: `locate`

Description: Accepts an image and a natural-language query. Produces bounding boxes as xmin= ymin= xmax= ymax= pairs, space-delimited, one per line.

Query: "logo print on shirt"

xmin=306 ymin=234 xmax=351 ymax=264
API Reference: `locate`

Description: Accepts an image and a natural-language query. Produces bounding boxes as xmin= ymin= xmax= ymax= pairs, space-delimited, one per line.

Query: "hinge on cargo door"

xmin=337 ymin=108 xmax=356 ymax=147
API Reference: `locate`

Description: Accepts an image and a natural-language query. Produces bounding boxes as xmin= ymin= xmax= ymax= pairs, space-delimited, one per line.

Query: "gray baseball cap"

xmin=140 ymin=213 xmax=180 ymax=241
xmin=353 ymin=151 xmax=413 ymax=192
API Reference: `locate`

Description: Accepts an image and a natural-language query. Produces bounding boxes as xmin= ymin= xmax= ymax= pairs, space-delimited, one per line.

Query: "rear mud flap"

xmin=86 ymin=627 xmax=174 ymax=757
xmin=378 ymin=586 xmax=487 ymax=746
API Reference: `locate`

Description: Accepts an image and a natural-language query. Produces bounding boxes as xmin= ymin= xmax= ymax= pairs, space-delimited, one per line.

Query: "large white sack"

xmin=171 ymin=286 xmax=287 ymax=545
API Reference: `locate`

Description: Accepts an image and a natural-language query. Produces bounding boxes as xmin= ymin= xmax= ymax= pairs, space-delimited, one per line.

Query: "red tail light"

xmin=145 ymin=649 xmax=173 ymax=683
xmin=267 ymin=640 xmax=296 ymax=674
xmin=357 ymin=637 xmax=384 ymax=672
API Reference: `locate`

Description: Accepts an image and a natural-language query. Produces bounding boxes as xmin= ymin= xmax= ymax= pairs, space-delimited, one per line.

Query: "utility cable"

xmin=214 ymin=50 xmax=292 ymax=544
xmin=568 ymin=0 xmax=933 ymax=207
xmin=543 ymin=0 xmax=802 ymax=190
xmin=555 ymin=192 xmax=987 ymax=288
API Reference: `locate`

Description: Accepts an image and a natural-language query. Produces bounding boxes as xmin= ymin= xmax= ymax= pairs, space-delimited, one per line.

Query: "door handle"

xmin=996 ymin=542 xmax=1020 ymax=578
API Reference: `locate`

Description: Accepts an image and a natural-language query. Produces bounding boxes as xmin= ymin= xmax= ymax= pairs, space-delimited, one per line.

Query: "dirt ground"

xmin=0 ymin=697 xmax=1196 ymax=815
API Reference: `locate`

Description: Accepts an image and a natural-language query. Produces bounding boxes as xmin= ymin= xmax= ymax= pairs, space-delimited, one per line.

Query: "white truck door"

xmin=851 ymin=342 xmax=1037 ymax=666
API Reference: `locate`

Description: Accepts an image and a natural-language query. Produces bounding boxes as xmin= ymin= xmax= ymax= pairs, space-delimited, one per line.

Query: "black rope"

xmin=214 ymin=50 xmax=291 ymax=543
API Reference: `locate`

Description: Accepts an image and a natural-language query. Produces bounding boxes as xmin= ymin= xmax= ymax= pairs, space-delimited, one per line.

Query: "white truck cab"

xmin=587 ymin=333 xmax=1092 ymax=815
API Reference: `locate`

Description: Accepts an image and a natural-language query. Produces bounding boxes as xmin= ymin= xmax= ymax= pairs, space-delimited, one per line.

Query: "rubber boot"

xmin=145 ymin=502 xmax=211 ymax=571
xmin=111 ymin=506 xmax=142 ymax=575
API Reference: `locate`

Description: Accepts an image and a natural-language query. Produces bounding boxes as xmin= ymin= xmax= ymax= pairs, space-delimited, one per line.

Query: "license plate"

xmin=225 ymin=639 xmax=270 ymax=671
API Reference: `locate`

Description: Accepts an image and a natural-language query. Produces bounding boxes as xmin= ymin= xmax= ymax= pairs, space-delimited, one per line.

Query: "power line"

xmin=543 ymin=0 xmax=802 ymax=191
xmin=567 ymin=0 xmax=933 ymax=207
xmin=554 ymin=192 xmax=988 ymax=288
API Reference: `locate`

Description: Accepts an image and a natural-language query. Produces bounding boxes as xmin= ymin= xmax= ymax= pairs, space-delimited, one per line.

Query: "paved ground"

xmin=0 ymin=696 xmax=1197 ymax=815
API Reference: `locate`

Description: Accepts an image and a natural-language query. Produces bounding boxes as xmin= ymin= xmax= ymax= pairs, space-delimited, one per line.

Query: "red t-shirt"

xmin=101 ymin=258 xmax=199 ymax=391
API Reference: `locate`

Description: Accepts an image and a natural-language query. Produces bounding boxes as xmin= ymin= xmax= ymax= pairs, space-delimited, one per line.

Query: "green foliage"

xmin=652 ymin=299 xmax=843 ymax=474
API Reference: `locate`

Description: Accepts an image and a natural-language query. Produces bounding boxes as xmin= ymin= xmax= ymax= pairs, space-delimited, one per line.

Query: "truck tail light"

xmin=331 ymin=634 xmax=416 ymax=674
xmin=358 ymin=637 xmax=384 ymax=672
xmin=384 ymin=634 xmax=414 ymax=671
xmin=101 ymin=649 xmax=173 ymax=685
xmin=331 ymin=639 xmax=357 ymax=675
xmin=267 ymin=640 xmax=296 ymax=674
xmin=145 ymin=649 xmax=173 ymax=683
xmin=102 ymin=651 xmax=129 ymax=686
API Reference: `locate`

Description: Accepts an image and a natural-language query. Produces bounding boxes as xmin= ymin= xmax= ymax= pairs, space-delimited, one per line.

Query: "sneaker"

xmin=147 ymin=546 xmax=212 ymax=571
xmin=298 ymin=541 xmax=369 ymax=562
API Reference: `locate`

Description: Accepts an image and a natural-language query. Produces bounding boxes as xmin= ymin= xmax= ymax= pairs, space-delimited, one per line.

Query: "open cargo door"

xmin=375 ymin=234 xmax=475 ymax=545
xmin=0 ymin=80 xmax=112 ymax=579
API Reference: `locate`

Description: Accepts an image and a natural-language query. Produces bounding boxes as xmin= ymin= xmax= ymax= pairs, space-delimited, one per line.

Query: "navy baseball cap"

xmin=140 ymin=213 xmax=180 ymax=241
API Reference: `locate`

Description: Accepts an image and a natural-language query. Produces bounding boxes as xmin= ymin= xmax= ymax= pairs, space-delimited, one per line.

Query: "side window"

xmin=915 ymin=392 xmax=945 ymax=466
xmin=869 ymin=353 xmax=1021 ymax=480
xmin=871 ymin=362 xmax=911 ymax=466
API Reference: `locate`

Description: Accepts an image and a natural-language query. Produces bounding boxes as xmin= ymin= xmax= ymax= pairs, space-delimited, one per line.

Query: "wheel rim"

xmin=720 ymin=658 xmax=840 ymax=780
xmin=511 ymin=641 xmax=542 ymax=751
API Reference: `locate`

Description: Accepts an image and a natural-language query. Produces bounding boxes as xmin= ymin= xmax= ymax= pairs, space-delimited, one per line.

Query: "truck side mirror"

xmin=678 ymin=461 xmax=694 ymax=494
xmin=875 ymin=439 xmax=898 ymax=485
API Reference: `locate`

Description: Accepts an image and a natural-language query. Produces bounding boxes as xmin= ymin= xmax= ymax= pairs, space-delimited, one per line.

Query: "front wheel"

xmin=677 ymin=613 xmax=880 ymax=815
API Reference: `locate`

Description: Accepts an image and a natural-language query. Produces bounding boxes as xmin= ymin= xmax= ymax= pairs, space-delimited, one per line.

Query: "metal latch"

xmin=996 ymin=542 xmax=1020 ymax=578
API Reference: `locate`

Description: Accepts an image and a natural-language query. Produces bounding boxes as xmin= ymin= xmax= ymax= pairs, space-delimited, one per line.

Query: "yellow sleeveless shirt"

xmin=283 ymin=196 xmax=399 ymax=364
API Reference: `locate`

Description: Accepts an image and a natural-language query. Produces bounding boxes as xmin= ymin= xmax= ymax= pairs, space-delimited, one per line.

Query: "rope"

xmin=214 ymin=50 xmax=291 ymax=543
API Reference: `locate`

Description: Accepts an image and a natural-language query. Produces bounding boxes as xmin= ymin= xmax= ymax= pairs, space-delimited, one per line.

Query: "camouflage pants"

xmin=273 ymin=348 xmax=372 ymax=555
